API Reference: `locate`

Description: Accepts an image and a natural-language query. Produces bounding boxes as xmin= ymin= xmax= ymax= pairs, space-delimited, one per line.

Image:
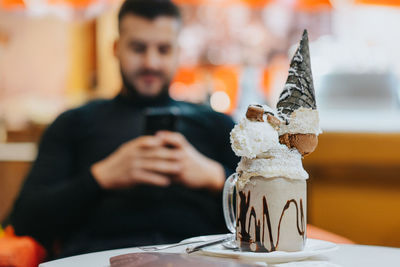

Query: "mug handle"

xmin=223 ymin=173 xmax=238 ymax=234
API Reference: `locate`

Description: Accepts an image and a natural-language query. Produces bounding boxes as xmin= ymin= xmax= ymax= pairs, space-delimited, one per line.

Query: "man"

xmin=10 ymin=0 xmax=238 ymax=258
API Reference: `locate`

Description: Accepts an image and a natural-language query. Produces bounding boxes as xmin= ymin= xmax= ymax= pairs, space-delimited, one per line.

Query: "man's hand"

xmin=156 ymin=131 xmax=226 ymax=192
xmin=91 ymin=136 xmax=182 ymax=189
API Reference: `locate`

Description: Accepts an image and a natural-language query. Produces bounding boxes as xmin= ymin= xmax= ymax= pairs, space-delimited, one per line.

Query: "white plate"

xmin=181 ymin=234 xmax=338 ymax=264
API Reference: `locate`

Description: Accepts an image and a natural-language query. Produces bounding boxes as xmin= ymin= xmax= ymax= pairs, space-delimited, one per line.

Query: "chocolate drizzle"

xmin=237 ymin=191 xmax=305 ymax=252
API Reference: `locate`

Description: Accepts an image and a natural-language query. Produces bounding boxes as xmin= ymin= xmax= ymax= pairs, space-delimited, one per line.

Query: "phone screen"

xmin=144 ymin=107 xmax=179 ymax=135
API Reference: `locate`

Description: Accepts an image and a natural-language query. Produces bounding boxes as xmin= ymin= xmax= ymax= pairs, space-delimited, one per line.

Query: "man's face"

xmin=116 ymin=14 xmax=180 ymax=97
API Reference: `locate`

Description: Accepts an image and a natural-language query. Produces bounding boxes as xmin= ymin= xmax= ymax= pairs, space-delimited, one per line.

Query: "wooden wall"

xmin=0 ymin=162 xmax=30 ymax=223
xmin=305 ymin=132 xmax=400 ymax=247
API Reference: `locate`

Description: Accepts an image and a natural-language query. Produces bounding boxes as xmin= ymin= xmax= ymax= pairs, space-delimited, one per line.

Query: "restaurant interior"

xmin=1 ymin=0 xmax=400 ymax=264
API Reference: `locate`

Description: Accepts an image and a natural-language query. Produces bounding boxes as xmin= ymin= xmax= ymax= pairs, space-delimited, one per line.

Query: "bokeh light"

xmin=210 ymin=91 xmax=231 ymax=112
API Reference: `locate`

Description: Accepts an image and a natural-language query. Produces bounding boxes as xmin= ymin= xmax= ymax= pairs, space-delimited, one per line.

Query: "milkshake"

xmin=236 ymin=176 xmax=306 ymax=252
xmin=224 ymin=30 xmax=321 ymax=253
xmin=230 ymin=108 xmax=309 ymax=252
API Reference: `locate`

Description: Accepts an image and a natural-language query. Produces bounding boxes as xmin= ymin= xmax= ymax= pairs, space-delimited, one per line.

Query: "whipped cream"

xmin=230 ymin=117 xmax=280 ymax=159
xmin=236 ymin=145 xmax=309 ymax=190
xmin=278 ymin=107 xmax=322 ymax=135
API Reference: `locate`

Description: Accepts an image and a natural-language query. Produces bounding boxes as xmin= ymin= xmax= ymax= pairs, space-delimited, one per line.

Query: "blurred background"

xmin=1 ymin=0 xmax=400 ymax=247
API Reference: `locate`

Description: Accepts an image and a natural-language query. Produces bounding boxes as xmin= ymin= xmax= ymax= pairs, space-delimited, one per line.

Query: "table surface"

xmin=39 ymin=240 xmax=400 ymax=267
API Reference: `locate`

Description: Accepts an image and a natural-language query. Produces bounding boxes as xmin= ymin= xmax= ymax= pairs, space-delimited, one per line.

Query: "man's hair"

xmin=118 ymin=0 xmax=181 ymax=28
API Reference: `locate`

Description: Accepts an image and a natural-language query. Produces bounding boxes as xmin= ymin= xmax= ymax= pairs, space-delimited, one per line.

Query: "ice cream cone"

xmin=277 ymin=30 xmax=316 ymax=122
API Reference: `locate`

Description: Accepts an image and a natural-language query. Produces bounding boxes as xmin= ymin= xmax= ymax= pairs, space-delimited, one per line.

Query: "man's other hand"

xmin=156 ymin=131 xmax=225 ymax=192
xmin=91 ymin=136 xmax=182 ymax=189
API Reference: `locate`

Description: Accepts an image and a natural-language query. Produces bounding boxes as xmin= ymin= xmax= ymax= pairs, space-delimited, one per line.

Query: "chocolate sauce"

xmin=237 ymin=191 xmax=305 ymax=252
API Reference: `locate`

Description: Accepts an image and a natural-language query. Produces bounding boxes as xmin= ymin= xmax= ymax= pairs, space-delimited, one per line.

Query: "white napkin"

xmin=256 ymin=260 xmax=342 ymax=267
xmin=262 ymin=261 xmax=342 ymax=267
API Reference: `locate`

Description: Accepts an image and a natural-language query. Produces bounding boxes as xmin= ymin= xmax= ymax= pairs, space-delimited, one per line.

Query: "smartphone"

xmin=144 ymin=107 xmax=180 ymax=135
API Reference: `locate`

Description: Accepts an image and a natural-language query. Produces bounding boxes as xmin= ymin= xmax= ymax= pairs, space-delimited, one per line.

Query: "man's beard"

xmin=120 ymin=68 xmax=170 ymax=102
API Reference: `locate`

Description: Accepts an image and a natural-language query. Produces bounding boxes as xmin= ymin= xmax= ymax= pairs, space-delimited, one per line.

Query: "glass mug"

xmin=223 ymin=173 xmax=307 ymax=252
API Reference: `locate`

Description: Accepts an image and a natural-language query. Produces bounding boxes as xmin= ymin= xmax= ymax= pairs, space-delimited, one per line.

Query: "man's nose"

xmin=143 ymin=48 xmax=161 ymax=69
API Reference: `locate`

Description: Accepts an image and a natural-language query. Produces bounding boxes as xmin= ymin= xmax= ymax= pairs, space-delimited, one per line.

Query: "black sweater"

xmin=10 ymin=95 xmax=238 ymax=258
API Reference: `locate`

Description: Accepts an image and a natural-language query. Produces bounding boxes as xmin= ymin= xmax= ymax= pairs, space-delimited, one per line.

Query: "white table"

xmin=39 ymin=242 xmax=400 ymax=267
